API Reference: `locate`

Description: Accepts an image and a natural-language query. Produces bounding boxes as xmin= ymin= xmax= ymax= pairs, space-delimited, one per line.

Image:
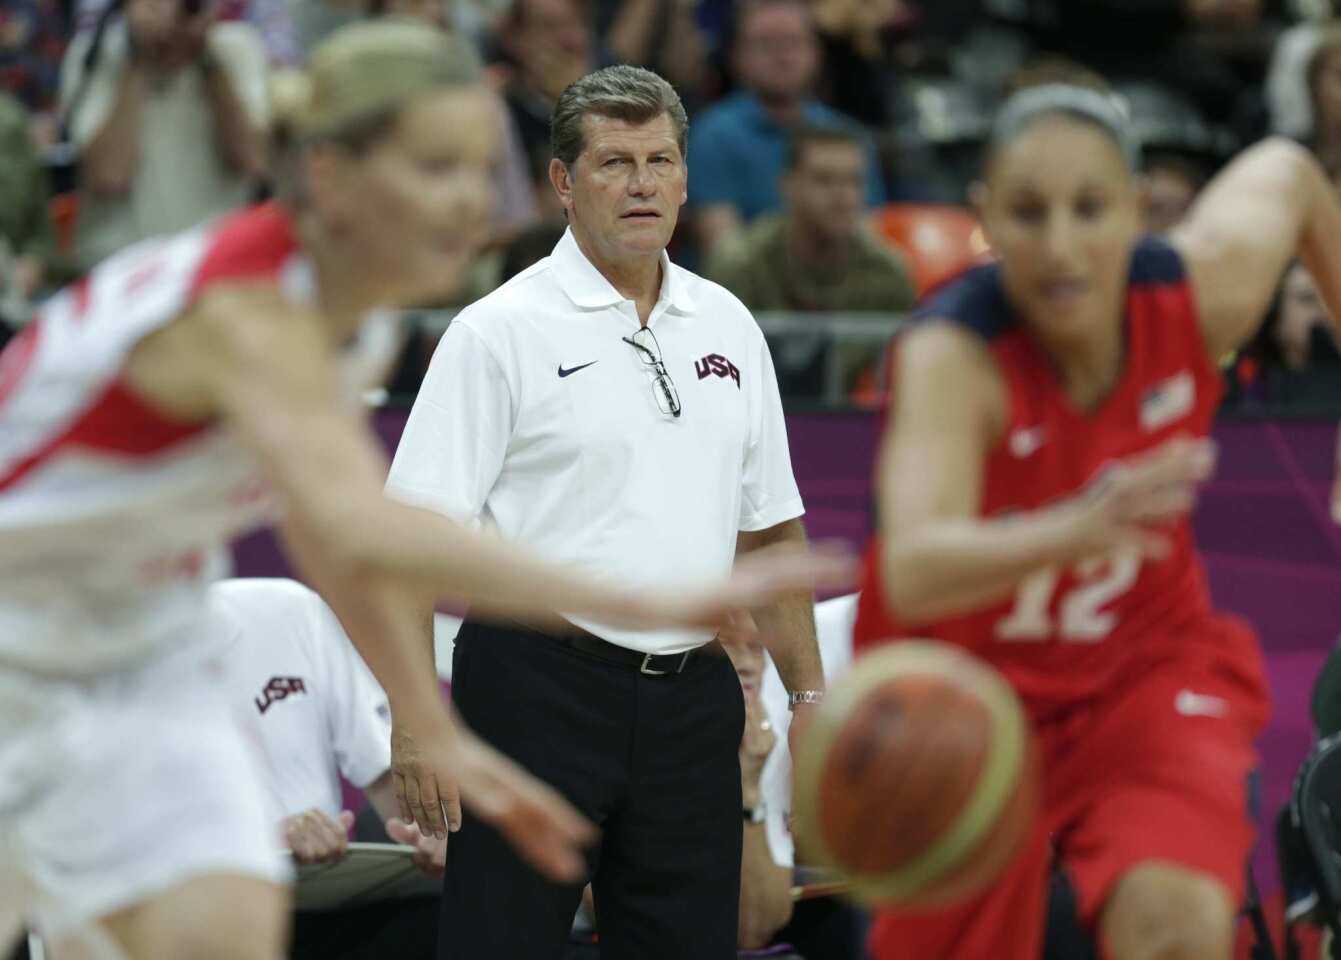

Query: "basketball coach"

xmin=385 ymin=64 xmax=825 ymax=959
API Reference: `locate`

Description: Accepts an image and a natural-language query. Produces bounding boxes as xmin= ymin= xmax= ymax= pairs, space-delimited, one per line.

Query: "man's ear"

xmin=548 ymin=157 xmax=575 ymax=214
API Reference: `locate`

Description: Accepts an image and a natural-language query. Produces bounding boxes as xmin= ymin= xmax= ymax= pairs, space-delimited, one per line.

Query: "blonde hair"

xmin=270 ymin=20 xmax=482 ymax=203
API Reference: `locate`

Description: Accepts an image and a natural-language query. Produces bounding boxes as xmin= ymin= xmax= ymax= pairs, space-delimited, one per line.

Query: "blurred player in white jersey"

xmin=0 ymin=21 xmax=846 ymax=960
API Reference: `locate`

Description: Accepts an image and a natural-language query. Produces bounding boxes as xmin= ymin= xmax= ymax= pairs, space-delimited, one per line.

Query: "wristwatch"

xmin=743 ymin=802 xmax=767 ymax=825
xmin=788 ymin=690 xmax=824 ymax=710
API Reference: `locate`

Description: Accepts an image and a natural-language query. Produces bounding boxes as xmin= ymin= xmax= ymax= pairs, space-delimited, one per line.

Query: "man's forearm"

xmin=202 ymin=55 xmax=264 ymax=177
xmin=739 ymin=519 xmax=823 ymax=693
xmin=80 ymin=62 xmax=146 ymax=195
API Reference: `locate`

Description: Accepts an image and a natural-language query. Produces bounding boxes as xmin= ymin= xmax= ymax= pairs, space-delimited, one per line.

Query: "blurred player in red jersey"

xmin=853 ymin=81 xmax=1341 ymax=960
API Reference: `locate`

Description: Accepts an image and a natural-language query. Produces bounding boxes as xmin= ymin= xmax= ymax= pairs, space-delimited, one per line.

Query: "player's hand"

xmin=635 ymin=541 xmax=856 ymax=629
xmin=283 ymin=808 xmax=355 ymax=865
xmin=1068 ymin=435 xmax=1216 ymax=560
xmin=391 ymin=711 xmax=595 ymax=882
xmin=385 ymin=816 xmax=447 ymax=877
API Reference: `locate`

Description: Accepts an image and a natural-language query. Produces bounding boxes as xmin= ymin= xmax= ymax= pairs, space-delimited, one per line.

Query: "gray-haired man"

xmin=387 ymin=65 xmax=824 ymax=959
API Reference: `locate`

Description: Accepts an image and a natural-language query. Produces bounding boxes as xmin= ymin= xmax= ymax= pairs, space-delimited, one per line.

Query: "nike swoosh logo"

xmin=558 ymin=361 xmax=598 ymax=378
xmin=1009 ymin=426 xmax=1046 ymax=458
xmin=1174 ymin=689 xmax=1228 ymax=718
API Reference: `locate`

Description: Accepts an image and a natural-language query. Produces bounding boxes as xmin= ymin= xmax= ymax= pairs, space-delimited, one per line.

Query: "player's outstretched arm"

xmin=878 ymin=323 xmax=1216 ymax=625
xmin=1172 ymin=137 xmax=1341 ymax=359
xmin=1171 ymin=138 xmax=1341 ymax=523
xmin=185 ymin=285 xmax=848 ymax=633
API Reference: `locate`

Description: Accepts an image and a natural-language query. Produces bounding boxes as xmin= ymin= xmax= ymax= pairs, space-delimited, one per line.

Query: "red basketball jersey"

xmin=853 ymin=238 xmax=1260 ymax=721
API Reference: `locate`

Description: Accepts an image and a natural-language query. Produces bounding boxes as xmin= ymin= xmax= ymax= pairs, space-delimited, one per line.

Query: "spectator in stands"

xmin=0 ymin=0 xmax=66 ymax=142
xmin=59 ymin=0 xmax=268 ymax=268
xmin=1142 ymin=151 xmax=1208 ymax=233
xmin=599 ymin=0 xmax=709 ymax=109
xmin=708 ymin=125 xmax=913 ymax=392
xmin=688 ymin=0 xmax=885 ymax=256
xmin=0 ymin=91 xmax=61 ymax=329
xmin=809 ymin=0 xmax=907 ymax=127
xmin=496 ymin=0 xmax=598 ymax=216
xmin=206 ymin=578 xmax=443 ymax=960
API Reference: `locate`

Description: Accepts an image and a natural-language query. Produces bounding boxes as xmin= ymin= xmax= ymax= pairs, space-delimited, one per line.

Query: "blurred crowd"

xmin=3 ymin=0 xmax=1341 ymax=407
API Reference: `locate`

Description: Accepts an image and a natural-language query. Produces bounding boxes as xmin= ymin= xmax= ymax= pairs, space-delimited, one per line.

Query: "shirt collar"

xmin=550 ymin=227 xmax=696 ymax=316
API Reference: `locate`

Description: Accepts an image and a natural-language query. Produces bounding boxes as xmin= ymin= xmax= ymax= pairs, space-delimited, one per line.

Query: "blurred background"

xmin=6 ymin=0 xmax=1341 ymax=953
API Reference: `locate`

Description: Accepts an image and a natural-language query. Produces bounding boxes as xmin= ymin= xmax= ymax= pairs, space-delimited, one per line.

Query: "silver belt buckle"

xmin=640 ymin=651 xmax=692 ymax=675
xmin=639 ymin=653 xmax=666 ymax=676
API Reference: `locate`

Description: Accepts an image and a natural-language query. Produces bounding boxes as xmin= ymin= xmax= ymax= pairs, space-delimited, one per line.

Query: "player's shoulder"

xmin=913 ymin=261 xmax=1015 ymax=341
xmin=190 ymin=204 xmax=300 ymax=295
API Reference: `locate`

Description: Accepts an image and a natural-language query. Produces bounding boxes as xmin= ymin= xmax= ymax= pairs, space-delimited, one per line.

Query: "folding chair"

xmin=1280 ymin=733 xmax=1341 ymax=960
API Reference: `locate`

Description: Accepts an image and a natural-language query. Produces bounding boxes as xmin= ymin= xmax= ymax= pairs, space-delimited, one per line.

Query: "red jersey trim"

xmin=0 ymin=379 xmax=209 ymax=493
xmin=188 ymin=202 xmax=299 ymax=300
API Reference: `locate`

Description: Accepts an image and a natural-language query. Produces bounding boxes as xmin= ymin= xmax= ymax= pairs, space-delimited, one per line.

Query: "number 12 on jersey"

xmin=995 ymin=545 xmax=1142 ymax=643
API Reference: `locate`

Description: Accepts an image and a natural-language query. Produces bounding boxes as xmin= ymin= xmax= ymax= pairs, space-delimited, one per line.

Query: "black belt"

xmin=553 ymin=629 xmax=711 ymax=676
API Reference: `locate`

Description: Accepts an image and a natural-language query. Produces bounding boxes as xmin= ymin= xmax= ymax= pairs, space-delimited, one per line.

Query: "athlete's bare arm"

xmin=878 ymin=322 xmax=1215 ymax=624
xmin=128 ymin=285 xmax=843 ymax=631
xmin=1172 ymin=137 xmax=1341 ymax=359
xmin=1170 ymin=137 xmax=1341 ymax=521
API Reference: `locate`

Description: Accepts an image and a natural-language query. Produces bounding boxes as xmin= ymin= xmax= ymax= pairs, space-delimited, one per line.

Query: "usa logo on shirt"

xmin=695 ymin=353 xmax=741 ymax=389
xmin=256 ymin=676 xmax=308 ymax=715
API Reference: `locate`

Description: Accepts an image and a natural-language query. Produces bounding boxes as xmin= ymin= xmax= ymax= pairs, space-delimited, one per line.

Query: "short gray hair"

xmin=551 ymin=65 xmax=689 ymax=167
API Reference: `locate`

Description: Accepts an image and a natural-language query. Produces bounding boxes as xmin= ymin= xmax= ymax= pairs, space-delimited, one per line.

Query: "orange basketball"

xmin=793 ymin=642 xmax=1039 ymax=907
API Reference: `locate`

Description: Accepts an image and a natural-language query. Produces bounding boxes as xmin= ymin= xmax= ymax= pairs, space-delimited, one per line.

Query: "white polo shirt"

xmin=759 ymin=593 xmax=858 ymax=869
xmin=205 ymin=578 xmax=392 ymax=819
xmin=387 ymin=229 xmax=804 ymax=655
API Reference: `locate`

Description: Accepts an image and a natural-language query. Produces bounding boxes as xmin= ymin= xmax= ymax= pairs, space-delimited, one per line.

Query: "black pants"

xmin=290 ymin=899 xmax=438 ymax=960
xmin=440 ymin=621 xmax=745 ymax=960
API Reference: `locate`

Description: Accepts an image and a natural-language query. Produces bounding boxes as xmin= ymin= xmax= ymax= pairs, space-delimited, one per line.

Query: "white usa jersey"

xmin=0 ymin=204 xmax=397 ymax=675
